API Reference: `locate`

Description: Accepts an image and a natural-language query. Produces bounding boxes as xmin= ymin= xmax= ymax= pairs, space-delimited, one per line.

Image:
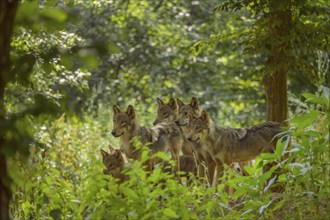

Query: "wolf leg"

xmin=207 ymin=160 xmax=216 ymax=187
xmin=171 ymin=151 xmax=181 ymax=184
xmin=197 ymin=163 xmax=205 ymax=180
xmin=214 ymin=161 xmax=225 ymax=187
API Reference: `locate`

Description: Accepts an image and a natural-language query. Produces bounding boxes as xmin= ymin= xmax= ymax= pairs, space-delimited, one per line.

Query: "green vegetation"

xmin=9 ymin=87 xmax=330 ymax=219
xmin=1 ymin=0 xmax=329 ymax=219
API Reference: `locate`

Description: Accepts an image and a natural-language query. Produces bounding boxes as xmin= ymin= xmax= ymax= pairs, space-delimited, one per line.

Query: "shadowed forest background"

xmin=0 ymin=0 xmax=329 ymax=219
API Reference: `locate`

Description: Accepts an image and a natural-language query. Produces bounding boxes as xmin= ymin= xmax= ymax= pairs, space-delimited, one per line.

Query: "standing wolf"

xmin=174 ymin=97 xmax=214 ymax=182
xmin=153 ymin=97 xmax=215 ymax=183
xmin=111 ymin=104 xmax=183 ymax=180
xmin=187 ymin=110 xmax=282 ymax=186
xmin=153 ymin=97 xmax=193 ymax=156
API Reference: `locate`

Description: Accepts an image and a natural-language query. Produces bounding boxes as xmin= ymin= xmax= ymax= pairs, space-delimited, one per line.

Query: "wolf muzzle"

xmin=111 ymin=130 xmax=124 ymax=137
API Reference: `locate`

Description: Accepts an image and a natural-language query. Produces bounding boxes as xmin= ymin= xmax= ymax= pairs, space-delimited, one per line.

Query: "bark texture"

xmin=265 ymin=0 xmax=292 ymax=126
xmin=0 ymin=1 xmax=19 ymax=219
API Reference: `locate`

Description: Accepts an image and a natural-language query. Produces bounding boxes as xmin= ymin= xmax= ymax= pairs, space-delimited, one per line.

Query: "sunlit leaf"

xmin=154 ymin=151 xmax=169 ymax=161
xmin=41 ymin=8 xmax=67 ymax=23
xmin=301 ymin=92 xmax=327 ymax=105
xmin=290 ymin=110 xmax=319 ymax=128
xmin=163 ymin=208 xmax=178 ymax=218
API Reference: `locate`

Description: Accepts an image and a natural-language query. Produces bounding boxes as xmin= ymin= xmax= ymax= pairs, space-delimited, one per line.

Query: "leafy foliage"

xmin=195 ymin=0 xmax=330 ymax=95
xmin=9 ymin=87 xmax=330 ymax=219
xmin=4 ymin=0 xmax=330 ymax=219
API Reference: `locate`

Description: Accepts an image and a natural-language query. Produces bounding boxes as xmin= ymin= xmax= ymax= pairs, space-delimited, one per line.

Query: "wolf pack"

xmin=101 ymin=97 xmax=283 ymax=189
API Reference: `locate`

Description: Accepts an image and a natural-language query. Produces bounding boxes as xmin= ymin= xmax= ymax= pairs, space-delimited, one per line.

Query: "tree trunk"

xmin=265 ymin=69 xmax=288 ymax=125
xmin=263 ymin=0 xmax=292 ymax=192
xmin=265 ymin=0 xmax=292 ymax=126
xmin=0 ymin=1 xmax=19 ymax=219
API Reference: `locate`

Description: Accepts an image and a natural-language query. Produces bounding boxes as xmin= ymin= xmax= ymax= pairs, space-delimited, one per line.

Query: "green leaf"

xmin=290 ymin=110 xmax=319 ymax=128
xmin=141 ymin=149 xmax=149 ymax=163
xmin=41 ymin=8 xmax=68 ymax=23
xmin=154 ymin=151 xmax=170 ymax=161
xmin=15 ymin=1 xmax=38 ymax=24
xmin=244 ymin=165 xmax=256 ymax=176
xmin=272 ymin=198 xmax=286 ymax=212
xmin=22 ymin=201 xmax=32 ymax=218
xmin=163 ymin=208 xmax=179 ymax=218
xmin=120 ymin=186 xmax=139 ymax=200
xmin=301 ymin=93 xmax=327 ymax=105
xmin=259 ymin=152 xmax=276 ymax=160
xmin=149 ymin=166 xmax=161 ymax=182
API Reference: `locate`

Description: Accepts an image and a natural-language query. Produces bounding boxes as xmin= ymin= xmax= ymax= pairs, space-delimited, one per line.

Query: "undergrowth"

xmin=9 ymin=88 xmax=330 ymax=219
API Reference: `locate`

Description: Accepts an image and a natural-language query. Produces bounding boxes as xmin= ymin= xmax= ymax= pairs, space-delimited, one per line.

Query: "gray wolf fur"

xmin=187 ymin=110 xmax=282 ymax=185
xmin=153 ymin=97 xmax=194 ymax=156
xmin=111 ymin=104 xmax=183 ymax=179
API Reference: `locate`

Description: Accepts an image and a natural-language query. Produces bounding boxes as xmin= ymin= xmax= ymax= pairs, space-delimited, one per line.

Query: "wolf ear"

xmin=126 ymin=105 xmax=135 ymax=119
xmin=200 ymin=110 xmax=210 ymax=124
xmin=157 ymin=97 xmax=165 ymax=106
xmin=168 ymin=97 xmax=177 ymax=110
xmin=113 ymin=105 xmax=121 ymax=114
xmin=101 ymin=149 xmax=109 ymax=158
xmin=108 ymin=144 xmax=115 ymax=152
xmin=176 ymin=98 xmax=184 ymax=108
xmin=190 ymin=97 xmax=200 ymax=110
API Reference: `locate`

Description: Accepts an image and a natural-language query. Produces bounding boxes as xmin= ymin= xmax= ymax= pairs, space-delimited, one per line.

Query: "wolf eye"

xmin=162 ymin=113 xmax=168 ymax=117
xmin=121 ymin=121 xmax=127 ymax=126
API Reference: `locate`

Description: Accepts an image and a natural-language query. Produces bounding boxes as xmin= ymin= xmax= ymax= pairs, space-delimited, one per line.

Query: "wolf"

xmin=175 ymin=97 xmax=252 ymax=183
xmin=187 ymin=110 xmax=282 ymax=185
xmin=101 ymin=145 xmax=129 ymax=183
xmin=111 ymin=104 xmax=183 ymax=180
xmin=153 ymin=97 xmax=179 ymax=125
xmin=174 ymin=97 xmax=219 ymax=184
xmin=153 ymin=97 xmax=193 ymax=156
xmin=153 ymin=97 xmax=216 ymax=184
xmin=175 ymin=97 xmax=202 ymax=128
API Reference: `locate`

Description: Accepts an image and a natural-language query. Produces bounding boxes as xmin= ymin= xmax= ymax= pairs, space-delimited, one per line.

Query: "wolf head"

xmin=175 ymin=97 xmax=202 ymax=127
xmin=101 ymin=144 xmax=127 ymax=178
xmin=153 ymin=97 xmax=178 ymax=125
xmin=111 ymin=105 xmax=137 ymax=137
xmin=187 ymin=110 xmax=212 ymax=143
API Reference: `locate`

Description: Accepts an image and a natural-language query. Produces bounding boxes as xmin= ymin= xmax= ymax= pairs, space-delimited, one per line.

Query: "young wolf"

xmin=153 ymin=97 xmax=193 ymax=156
xmin=187 ymin=110 xmax=282 ymax=186
xmin=101 ymin=145 xmax=129 ymax=183
xmin=111 ymin=104 xmax=183 ymax=179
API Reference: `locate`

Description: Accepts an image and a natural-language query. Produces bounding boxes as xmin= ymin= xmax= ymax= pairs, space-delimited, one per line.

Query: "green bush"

xmin=9 ymin=88 xmax=329 ymax=219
